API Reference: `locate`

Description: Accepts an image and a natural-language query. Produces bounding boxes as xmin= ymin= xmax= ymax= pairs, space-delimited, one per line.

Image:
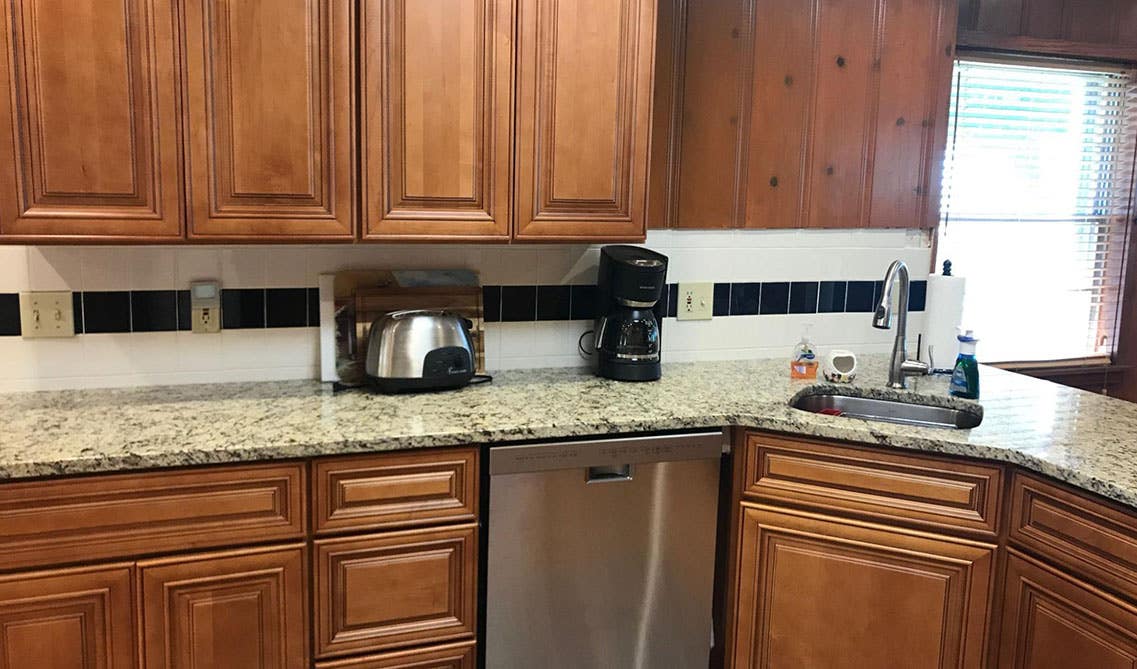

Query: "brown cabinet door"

xmin=0 ymin=0 xmax=183 ymax=240
xmin=998 ymin=550 xmax=1137 ymax=669
xmin=181 ymin=0 xmax=355 ymax=240
xmin=314 ymin=524 xmax=477 ymax=658
xmin=361 ymin=0 xmax=512 ymax=241
xmin=868 ymin=0 xmax=956 ymax=229
xmin=743 ymin=0 xmax=954 ymax=229
xmin=140 ymin=545 xmax=308 ymax=669
xmin=0 ymin=564 xmax=135 ymax=669
xmin=513 ymin=0 xmax=656 ymax=241
xmin=732 ymin=504 xmax=994 ymax=668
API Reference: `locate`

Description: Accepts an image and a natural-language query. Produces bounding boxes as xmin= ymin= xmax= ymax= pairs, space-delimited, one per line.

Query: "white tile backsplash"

xmin=0 ymin=229 xmax=932 ymax=391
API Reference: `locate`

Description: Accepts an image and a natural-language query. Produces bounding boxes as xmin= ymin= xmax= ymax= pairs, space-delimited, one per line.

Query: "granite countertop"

xmin=2 ymin=355 xmax=1136 ymax=509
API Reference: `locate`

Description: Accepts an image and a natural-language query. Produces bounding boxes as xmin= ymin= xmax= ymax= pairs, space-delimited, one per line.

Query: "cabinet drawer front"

xmin=315 ymin=525 xmax=478 ymax=658
xmin=316 ymin=640 xmax=476 ymax=668
xmin=743 ymin=432 xmax=1003 ymax=536
xmin=314 ymin=449 xmax=477 ymax=535
xmin=1010 ymin=472 xmax=1137 ymax=594
xmin=0 ymin=564 xmax=136 ymax=669
xmin=0 ymin=463 xmax=305 ymax=571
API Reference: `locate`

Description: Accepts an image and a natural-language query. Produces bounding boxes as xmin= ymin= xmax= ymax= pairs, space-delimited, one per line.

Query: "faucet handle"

xmin=901 ymin=358 xmax=931 ymax=377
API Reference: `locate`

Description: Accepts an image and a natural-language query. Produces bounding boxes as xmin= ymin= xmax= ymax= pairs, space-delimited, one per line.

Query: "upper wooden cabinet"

xmin=745 ymin=0 xmax=956 ymax=228
xmin=182 ymin=0 xmax=355 ymax=239
xmin=656 ymin=0 xmax=956 ymax=229
xmin=513 ymin=0 xmax=657 ymax=241
xmin=0 ymin=0 xmax=184 ymax=240
xmin=361 ymin=0 xmax=513 ymax=241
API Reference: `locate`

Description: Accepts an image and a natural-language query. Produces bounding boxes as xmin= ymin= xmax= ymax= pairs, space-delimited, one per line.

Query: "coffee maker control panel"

xmin=677 ymin=283 xmax=714 ymax=321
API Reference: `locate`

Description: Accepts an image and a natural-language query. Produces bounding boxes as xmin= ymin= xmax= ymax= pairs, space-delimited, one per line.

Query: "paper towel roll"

xmin=921 ymin=273 xmax=966 ymax=371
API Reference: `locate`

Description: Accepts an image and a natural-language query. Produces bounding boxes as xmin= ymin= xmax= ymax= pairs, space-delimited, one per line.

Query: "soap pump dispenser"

xmin=949 ymin=329 xmax=980 ymax=399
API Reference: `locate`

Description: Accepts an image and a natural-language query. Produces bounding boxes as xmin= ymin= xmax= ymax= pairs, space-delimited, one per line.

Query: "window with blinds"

xmin=938 ymin=57 xmax=1137 ymax=364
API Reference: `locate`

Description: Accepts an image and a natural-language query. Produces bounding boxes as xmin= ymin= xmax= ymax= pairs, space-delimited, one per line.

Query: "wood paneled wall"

xmin=958 ymin=0 xmax=1137 ymax=59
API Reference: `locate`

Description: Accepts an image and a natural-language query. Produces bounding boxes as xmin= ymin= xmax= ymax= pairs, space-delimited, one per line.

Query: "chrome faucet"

xmin=873 ymin=260 xmax=930 ymax=389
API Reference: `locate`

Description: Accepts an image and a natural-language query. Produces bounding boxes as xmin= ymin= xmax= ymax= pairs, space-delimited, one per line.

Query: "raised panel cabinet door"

xmin=514 ymin=0 xmax=657 ymax=241
xmin=0 ymin=564 xmax=135 ymax=669
xmin=140 ymin=545 xmax=307 ymax=669
xmin=868 ymin=0 xmax=956 ymax=228
xmin=998 ymin=550 xmax=1137 ymax=669
xmin=0 ymin=0 xmax=183 ymax=240
xmin=732 ymin=504 xmax=995 ymax=668
xmin=361 ymin=0 xmax=512 ymax=240
xmin=181 ymin=0 xmax=354 ymax=239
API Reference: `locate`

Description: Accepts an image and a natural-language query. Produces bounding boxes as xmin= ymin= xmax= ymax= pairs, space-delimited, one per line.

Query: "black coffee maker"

xmin=594 ymin=245 xmax=668 ymax=381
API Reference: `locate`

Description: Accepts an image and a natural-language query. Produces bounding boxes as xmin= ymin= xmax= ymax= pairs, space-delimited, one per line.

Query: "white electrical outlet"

xmin=19 ymin=291 xmax=75 ymax=338
xmin=677 ymin=283 xmax=714 ymax=321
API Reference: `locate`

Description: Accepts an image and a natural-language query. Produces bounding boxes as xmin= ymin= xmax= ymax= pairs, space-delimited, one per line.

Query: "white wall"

xmin=0 ymin=229 xmax=932 ymax=391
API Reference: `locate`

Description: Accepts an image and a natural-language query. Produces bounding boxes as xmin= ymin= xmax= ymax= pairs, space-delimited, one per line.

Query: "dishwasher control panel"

xmin=489 ymin=430 xmax=725 ymax=475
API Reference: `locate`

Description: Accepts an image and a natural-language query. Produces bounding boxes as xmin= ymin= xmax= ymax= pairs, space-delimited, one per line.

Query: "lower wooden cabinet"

xmin=139 ymin=545 xmax=308 ymax=669
xmin=0 ymin=564 xmax=136 ymax=669
xmin=314 ymin=524 xmax=478 ymax=658
xmin=732 ymin=504 xmax=995 ymax=668
xmin=998 ymin=550 xmax=1137 ymax=669
xmin=315 ymin=640 xmax=476 ymax=669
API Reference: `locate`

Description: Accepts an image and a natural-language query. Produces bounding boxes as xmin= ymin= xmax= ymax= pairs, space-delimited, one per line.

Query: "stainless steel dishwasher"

xmin=486 ymin=431 xmax=725 ymax=668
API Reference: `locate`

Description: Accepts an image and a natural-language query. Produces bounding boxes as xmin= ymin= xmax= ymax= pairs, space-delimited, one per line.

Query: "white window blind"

xmin=939 ymin=57 xmax=1137 ymax=363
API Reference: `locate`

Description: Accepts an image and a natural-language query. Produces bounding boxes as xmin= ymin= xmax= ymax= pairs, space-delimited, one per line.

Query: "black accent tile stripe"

xmin=759 ymin=282 xmax=790 ymax=315
xmin=500 ymin=285 xmax=536 ymax=322
xmin=130 ymin=291 xmax=177 ymax=332
xmin=789 ymin=282 xmax=819 ymax=314
xmin=712 ymin=283 xmax=731 ymax=317
xmin=176 ymin=290 xmax=191 ymax=331
xmin=730 ymin=283 xmax=759 ymax=316
xmin=845 ymin=281 xmax=877 ymax=313
xmin=307 ymin=288 xmax=321 ymax=327
xmin=222 ymin=289 xmax=265 ymax=329
xmin=82 ymin=292 xmax=130 ymax=334
xmin=536 ymin=285 xmax=570 ymax=321
xmin=266 ymin=288 xmax=308 ymax=328
xmin=72 ymin=292 xmax=84 ymax=334
xmin=569 ymin=284 xmax=596 ymax=321
xmin=0 ymin=277 xmax=926 ymax=338
xmin=908 ymin=280 xmax=927 ymax=312
xmin=817 ymin=281 xmax=847 ymax=313
xmin=482 ymin=286 xmax=501 ymax=323
xmin=0 ymin=294 xmax=19 ymax=336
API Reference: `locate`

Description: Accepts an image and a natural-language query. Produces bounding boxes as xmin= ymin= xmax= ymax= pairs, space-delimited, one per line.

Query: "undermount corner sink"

xmin=791 ymin=390 xmax=983 ymax=430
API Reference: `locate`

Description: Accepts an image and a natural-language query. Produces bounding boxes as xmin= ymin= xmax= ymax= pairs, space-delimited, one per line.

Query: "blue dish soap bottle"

xmin=949 ymin=330 xmax=980 ymax=400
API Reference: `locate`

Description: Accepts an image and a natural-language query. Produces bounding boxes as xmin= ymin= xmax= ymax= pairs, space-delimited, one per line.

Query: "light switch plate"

xmin=19 ymin=291 xmax=75 ymax=338
xmin=677 ymin=283 xmax=714 ymax=321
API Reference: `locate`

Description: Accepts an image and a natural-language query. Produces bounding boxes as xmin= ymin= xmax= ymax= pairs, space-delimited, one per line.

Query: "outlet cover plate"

xmin=19 ymin=291 xmax=75 ymax=338
xmin=677 ymin=283 xmax=714 ymax=321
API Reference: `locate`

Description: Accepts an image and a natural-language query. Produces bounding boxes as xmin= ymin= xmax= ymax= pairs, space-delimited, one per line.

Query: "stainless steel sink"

xmin=791 ymin=393 xmax=982 ymax=430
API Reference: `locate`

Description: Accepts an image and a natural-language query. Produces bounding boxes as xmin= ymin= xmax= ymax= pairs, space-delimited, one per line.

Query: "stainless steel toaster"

xmin=365 ymin=310 xmax=476 ymax=393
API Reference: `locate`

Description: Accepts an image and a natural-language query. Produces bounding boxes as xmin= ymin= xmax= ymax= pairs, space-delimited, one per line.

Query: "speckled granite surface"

xmin=2 ymin=355 xmax=1136 ymax=509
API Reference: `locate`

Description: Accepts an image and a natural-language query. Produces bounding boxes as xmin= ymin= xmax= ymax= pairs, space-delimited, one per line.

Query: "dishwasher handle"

xmin=490 ymin=430 xmax=726 ymax=476
xmin=587 ymin=464 xmax=633 ymax=483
